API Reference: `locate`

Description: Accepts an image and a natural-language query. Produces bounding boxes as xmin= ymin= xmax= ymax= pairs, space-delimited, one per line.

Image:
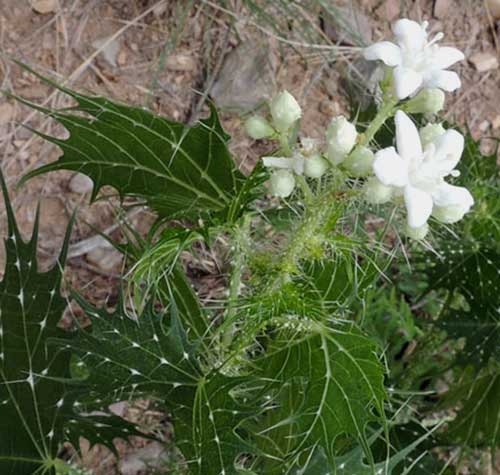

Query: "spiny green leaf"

xmin=0 ymin=171 xmax=73 ymax=474
xmin=443 ymin=367 xmax=500 ymax=447
xmin=421 ymin=240 xmax=500 ymax=368
xmin=14 ymin=62 xmax=250 ymax=223
xmin=67 ymin=294 xmax=202 ymax=402
xmin=255 ymin=323 xmax=385 ymax=469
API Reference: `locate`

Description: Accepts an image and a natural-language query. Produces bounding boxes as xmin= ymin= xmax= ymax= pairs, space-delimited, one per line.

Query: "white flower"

xmin=405 ymin=88 xmax=445 ymax=114
xmin=364 ymin=19 xmax=464 ymax=99
xmin=270 ymin=91 xmax=302 ymax=132
xmin=373 ymin=111 xmax=473 ymax=228
xmin=326 ymin=116 xmax=358 ymax=164
xmin=245 ymin=115 xmax=274 ymax=139
xmin=405 ymin=222 xmax=429 ymax=240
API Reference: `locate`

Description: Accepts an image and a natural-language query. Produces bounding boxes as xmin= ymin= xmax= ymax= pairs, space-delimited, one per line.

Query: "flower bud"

xmin=342 ymin=146 xmax=374 ymax=177
xmin=406 ymin=88 xmax=445 ymax=114
xmin=419 ymin=123 xmax=446 ymax=148
xmin=303 ymin=154 xmax=328 ymax=179
xmin=326 ymin=116 xmax=357 ymax=164
xmin=405 ymin=223 xmax=429 ymax=240
xmin=364 ymin=177 xmax=393 ymax=204
xmin=432 ymin=204 xmax=469 ymax=224
xmin=270 ymin=91 xmax=302 ymax=132
xmin=269 ymin=169 xmax=296 ymax=198
xmin=245 ymin=115 xmax=274 ymax=140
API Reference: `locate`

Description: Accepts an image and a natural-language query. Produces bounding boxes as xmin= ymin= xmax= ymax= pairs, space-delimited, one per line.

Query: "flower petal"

xmin=363 ymin=41 xmax=402 ymax=66
xmin=392 ymin=19 xmax=427 ymax=50
xmin=425 ymin=70 xmax=461 ymax=91
xmin=373 ymin=146 xmax=409 ymax=187
xmin=432 ymin=129 xmax=464 ymax=174
xmin=404 ymin=185 xmax=433 ymax=228
xmin=432 ymin=182 xmax=474 ymax=209
xmin=262 ymin=156 xmax=294 ymax=169
xmin=395 ymin=111 xmax=423 ymax=162
xmin=393 ymin=66 xmax=423 ymax=99
xmin=432 ymin=47 xmax=465 ymax=69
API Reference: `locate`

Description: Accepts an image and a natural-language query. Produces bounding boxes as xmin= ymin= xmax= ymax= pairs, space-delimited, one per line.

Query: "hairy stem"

xmin=222 ymin=215 xmax=251 ymax=349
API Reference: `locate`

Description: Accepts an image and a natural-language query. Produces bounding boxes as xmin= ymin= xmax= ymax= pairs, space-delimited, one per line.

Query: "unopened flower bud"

xmin=405 ymin=223 xmax=429 ymax=240
xmin=419 ymin=123 xmax=446 ymax=148
xmin=245 ymin=115 xmax=274 ymax=140
xmin=343 ymin=146 xmax=374 ymax=177
xmin=270 ymin=91 xmax=302 ymax=132
xmin=326 ymin=116 xmax=357 ymax=164
xmin=432 ymin=204 xmax=469 ymax=224
xmin=303 ymin=154 xmax=328 ymax=179
xmin=364 ymin=177 xmax=393 ymax=204
xmin=406 ymin=88 xmax=445 ymax=114
xmin=269 ymin=169 xmax=295 ymax=198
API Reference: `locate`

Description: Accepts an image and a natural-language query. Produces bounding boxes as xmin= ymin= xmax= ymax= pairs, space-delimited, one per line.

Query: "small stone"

xmin=0 ymin=103 xmax=14 ymax=125
xmin=492 ymin=115 xmax=500 ymax=129
xmin=479 ymin=120 xmax=490 ymax=132
xmin=86 ymin=246 xmax=122 ymax=273
xmin=211 ymin=40 xmax=275 ymax=112
xmin=165 ymin=54 xmax=197 ymax=72
xmin=469 ymin=52 xmax=499 ymax=72
xmin=375 ymin=0 xmax=400 ymax=21
xmin=30 ymin=0 xmax=58 ymax=14
xmin=119 ymin=442 xmax=167 ymax=475
xmin=69 ymin=173 xmax=93 ymax=194
xmin=433 ymin=0 xmax=451 ymax=19
xmin=93 ymin=36 xmax=121 ymax=67
xmin=117 ymin=49 xmax=128 ymax=66
xmin=486 ymin=0 xmax=500 ymax=20
xmin=39 ymin=197 xmax=69 ymax=238
xmin=323 ymin=5 xmax=372 ymax=45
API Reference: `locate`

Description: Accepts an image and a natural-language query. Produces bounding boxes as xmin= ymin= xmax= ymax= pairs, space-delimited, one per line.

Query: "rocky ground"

xmin=0 ymin=0 xmax=499 ymax=473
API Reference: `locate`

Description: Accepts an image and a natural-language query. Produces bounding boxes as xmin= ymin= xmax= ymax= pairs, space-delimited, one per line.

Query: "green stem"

xmin=359 ymin=97 xmax=398 ymax=147
xmin=222 ymin=215 xmax=251 ymax=349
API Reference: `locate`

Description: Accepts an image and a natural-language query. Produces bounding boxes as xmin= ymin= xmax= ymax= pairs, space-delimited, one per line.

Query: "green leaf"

xmin=421 ymin=240 xmax=500 ymax=368
xmin=171 ymin=373 xmax=257 ymax=475
xmin=443 ymin=367 xmax=500 ymax=447
xmin=14 ymin=63 xmax=248 ymax=222
xmin=67 ymin=294 xmax=202 ymax=401
xmin=255 ymin=323 xmax=385 ymax=469
xmin=0 ymin=171 xmax=73 ymax=473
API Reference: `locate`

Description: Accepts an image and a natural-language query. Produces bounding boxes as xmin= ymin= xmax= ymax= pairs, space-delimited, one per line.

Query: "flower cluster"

xmin=245 ymin=18 xmax=473 ymax=240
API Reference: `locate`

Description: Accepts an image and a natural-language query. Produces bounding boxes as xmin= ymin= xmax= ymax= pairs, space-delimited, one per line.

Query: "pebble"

xmin=0 ymin=103 xmax=14 ymax=125
xmin=375 ymin=0 xmax=401 ymax=21
xmin=469 ymin=52 xmax=499 ymax=72
xmin=166 ymin=54 xmax=197 ymax=72
xmin=492 ymin=115 xmax=500 ymax=130
xmin=30 ymin=0 xmax=58 ymax=14
xmin=69 ymin=173 xmax=93 ymax=194
xmin=433 ymin=0 xmax=451 ymax=19
xmin=487 ymin=0 xmax=500 ymax=19
xmin=93 ymin=36 xmax=121 ymax=67
xmin=479 ymin=120 xmax=490 ymax=132
xmin=86 ymin=246 xmax=123 ymax=273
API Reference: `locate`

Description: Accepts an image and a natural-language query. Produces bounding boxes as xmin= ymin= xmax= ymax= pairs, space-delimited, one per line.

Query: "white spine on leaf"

xmin=326 ymin=116 xmax=357 ymax=164
xmin=269 ymin=169 xmax=296 ymax=198
xmin=245 ymin=115 xmax=274 ymax=139
xmin=270 ymin=91 xmax=302 ymax=133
